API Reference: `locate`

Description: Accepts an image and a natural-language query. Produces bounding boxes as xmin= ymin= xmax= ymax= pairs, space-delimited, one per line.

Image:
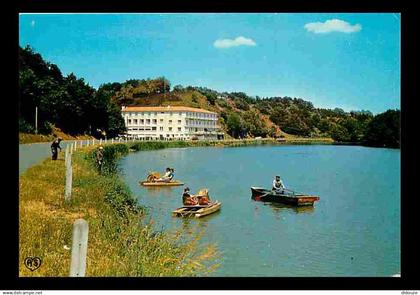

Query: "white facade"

xmin=121 ymin=106 xmax=223 ymax=140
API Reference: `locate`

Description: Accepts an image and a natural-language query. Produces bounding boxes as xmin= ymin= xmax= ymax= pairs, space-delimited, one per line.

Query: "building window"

xmin=178 ymin=120 xmax=182 ymax=124
xmin=178 ymin=127 xmax=181 ymax=131
xmin=152 ymin=119 xmax=157 ymax=124
xmin=152 ymin=127 xmax=157 ymax=131
xmin=159 ymin=127 xmax=164 ymax=131
xmin=169 ymin=120 xmax=172 ymax=124
xmin=160 ymin=119 xmax=164 ymax=123
xmin=140 ymin=119 xmax=144 ymax=124
xmin=134 ymin=119 xmax=138 ymax=124
xmin=146 ymin=119 xmax=150 ymax=124
xmin=169 ymin=127 xmax=172 ymax=131
xmin=128 ymin=119 xmax=132 ymax=124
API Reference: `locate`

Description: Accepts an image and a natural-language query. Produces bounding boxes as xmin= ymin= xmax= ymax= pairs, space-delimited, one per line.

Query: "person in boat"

xmin=196 ymin=188 xmax=211 ymax=205
xmin=96 ymin=146 xmax=104 ymax=173
xmin=182 ymin=187 xmax=198 ymax=205
xmin=156 ymin=167 xmax=174 ymax=182
xmin=272 ymin=175 xmax=286 ymax=194
xmin=50 ymin=137 xmax=63 ymax=160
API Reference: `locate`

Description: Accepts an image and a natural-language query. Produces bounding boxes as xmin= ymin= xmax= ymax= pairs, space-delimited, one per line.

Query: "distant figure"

xmin=156 ymin=167 xmax=174 ymax=182
xmin=272 ymin=175 xmax=286 ymax=194
xmin=50 ymin=137 xmax=63 ymax=160
xmin=182 ymin=187 xmax=198 ymax=206
xmin=96 ymin=146 xmax=104 ymax=173
xmin=196 ymin=188 xmax=211 ymax=205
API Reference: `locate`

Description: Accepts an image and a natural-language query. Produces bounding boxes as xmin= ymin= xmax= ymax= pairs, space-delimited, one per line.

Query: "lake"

xmin=119 ymin=144 xmax=400 ymax=277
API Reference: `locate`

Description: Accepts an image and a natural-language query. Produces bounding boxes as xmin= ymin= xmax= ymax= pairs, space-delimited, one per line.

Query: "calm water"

xmin=119 ymin=145 xmax=400 ymax=277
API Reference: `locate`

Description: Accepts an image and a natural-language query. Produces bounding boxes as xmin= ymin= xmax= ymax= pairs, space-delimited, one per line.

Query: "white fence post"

xmin=74 ymin=141 xmax=77 ymax=151
xmin=65 ymin=148 xmax=72 ymax=201
xmin=93 ymin=138 xmax=95 ymax=146
xmin=111 ymin=138 xmax=114 ymax=144
xmin=69 ymin=219 xmax=89 ymax=277
xmin=65 ymin=145 xmax=69 ymax=167
xmin=80 ymin=140 xmax=83 ymax=148
xmin=86 ymin=140 xmax=90 ymax=147
xmin=100 ymin=138 xmax=102 ymax=145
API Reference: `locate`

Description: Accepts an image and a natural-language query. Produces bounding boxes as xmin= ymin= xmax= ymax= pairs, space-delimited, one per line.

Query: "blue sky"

xmin=19 ymin=13 xmax=400 ymax=114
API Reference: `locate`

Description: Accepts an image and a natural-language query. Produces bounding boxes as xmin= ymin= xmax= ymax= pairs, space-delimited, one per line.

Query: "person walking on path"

xmin=50 ymin=137 xmax=63 ymax=160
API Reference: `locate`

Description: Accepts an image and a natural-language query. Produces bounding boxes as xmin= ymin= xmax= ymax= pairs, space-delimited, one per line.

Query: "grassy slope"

xmin=128 ymin=90 xmax=331 ymax=140
xmin=19 ymin=144 xmax=219 ymax=277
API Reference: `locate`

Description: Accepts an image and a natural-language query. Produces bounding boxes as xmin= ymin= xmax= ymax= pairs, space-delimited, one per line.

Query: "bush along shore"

xmin=19 ymin=143 xmax=219 ymax=277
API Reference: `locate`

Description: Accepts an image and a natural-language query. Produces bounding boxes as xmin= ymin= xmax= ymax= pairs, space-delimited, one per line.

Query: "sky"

xmin=19 ymin=13 xmax=400 ymax=114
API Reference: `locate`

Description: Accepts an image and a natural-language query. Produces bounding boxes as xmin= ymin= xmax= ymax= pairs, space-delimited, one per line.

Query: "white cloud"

xmin=30 ymin=20 xmax=35 ymax=27
xmin=213 ymin=36 xmax=256 ymax=49
xmin=304 ymin=19 xmax=361 ymax=34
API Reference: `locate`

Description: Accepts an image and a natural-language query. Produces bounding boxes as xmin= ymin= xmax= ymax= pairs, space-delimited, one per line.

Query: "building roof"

xmin=121 ymin=106 xmax=217 ymax=114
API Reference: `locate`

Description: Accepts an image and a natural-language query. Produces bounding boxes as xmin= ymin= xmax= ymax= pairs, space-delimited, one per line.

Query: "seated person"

xmin=272 ymin=175 xmax=286 ymax=194
xmin=182 ymin=187 xmax=198 ymax=206
xmin=196 ymin=188 xmax=211 ymax=205
xmin=197 ymin=195 xmax=211 ymax=205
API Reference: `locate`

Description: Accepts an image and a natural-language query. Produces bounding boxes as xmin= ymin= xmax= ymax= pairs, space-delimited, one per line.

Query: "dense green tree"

xmin=19 ymin=45 xmax=126 ymax=137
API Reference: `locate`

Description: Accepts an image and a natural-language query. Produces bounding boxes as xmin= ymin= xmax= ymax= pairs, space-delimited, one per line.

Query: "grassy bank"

xmin=19 ymin=144 xmax=218 ymax=277
xmin=128 ymin=137 xmax=333 ymax=151
xmin=19 ymin=129 xmax=94 ymax=144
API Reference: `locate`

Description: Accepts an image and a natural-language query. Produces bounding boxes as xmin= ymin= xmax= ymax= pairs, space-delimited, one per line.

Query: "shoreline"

xmin=18 ymin=139 xmax=398 ymax=276
xmin=19 ymin=138 xmax=331 ymax=276
xmin=19 ymin=142 xmax=219 ymax=277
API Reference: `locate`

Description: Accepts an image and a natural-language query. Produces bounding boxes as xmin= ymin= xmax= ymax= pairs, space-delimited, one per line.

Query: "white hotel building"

xmin=121 ymin=106 xmax=224 ymax=140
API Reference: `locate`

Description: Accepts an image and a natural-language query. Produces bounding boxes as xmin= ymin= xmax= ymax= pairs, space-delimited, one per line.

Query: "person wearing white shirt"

xmin=272 ymin=175 xmax=286 ymax=194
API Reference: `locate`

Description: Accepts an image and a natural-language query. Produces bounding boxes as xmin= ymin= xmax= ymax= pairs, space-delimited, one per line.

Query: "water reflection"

xmin=138 ymin=186 xmax=182 ymax=197
xmin=264 ymin=202 xmax=315 ymax=214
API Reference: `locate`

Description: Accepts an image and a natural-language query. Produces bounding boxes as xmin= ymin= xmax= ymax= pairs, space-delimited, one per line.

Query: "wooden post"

xmin=35 ymin=106 xmax=38 ymax=134
xmin=69 ymin=219 xmax=89 ymax=277
xmin=65 ymin=149 xmax=72 ymax=201
xmin=65 ymin=145 xmax=69 ymax=167
xmin=74 ymin=141 xmax=77 ymax=151
xmin=86 ymin=140 xmax=90 ymax=147
xmin=93 ymin=138 xmax=95 ymax=146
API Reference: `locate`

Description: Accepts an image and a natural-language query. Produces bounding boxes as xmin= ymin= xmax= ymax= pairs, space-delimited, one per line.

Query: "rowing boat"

xmin=172 ymin=201 xmax=222 ymax=218
xmin=251 ymin=186 xmax=319 ymax=206
xmin=139 ymin=180 xmax=184 ymax=186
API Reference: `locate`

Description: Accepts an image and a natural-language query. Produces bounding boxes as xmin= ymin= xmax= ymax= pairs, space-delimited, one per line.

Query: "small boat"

xmin=251 ymin=186 xmax=319 ymax=206
xmin=172 ymin=201 xmax=222 ymax=218
xmin=139 ymin=180 xmax=184 ymax=187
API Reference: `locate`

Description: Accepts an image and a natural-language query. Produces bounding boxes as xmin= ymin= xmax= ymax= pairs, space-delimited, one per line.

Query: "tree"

xmin=226 ymin=112 xmax=245 ymax=138
xmin=363 ymin=109 xmax=400 ymax=147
